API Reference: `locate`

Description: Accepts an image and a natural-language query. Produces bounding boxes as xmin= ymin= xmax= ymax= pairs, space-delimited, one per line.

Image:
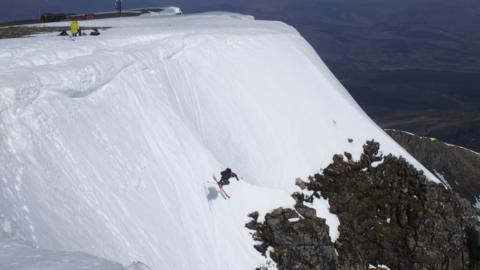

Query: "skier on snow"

xmin=217 ymin=168 xmax=239 ymax=188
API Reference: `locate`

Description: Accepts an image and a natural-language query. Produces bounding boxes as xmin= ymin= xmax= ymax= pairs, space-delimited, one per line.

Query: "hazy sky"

xmin=1 ymin=0 xmax=295 ymax=22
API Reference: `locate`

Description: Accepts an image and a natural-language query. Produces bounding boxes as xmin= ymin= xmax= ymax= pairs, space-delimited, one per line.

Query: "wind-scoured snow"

xmin=475 ymin=196 xmax=480 ymax=210
xmin=433 ymin=169 xmax=452 ymax=190
xmin=369 ymin=264 xmax=392 ymax=270
xmin=0 ymin=239 xmax=125 ymax=270
xmin=0 ymin=13 xmax=437 ymax=269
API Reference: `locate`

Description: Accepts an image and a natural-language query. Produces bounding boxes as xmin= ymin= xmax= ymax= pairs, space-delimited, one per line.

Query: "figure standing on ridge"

xmin=70 ymin=20 xmax=79 ymax=37
xmin=116 ymin=0 xmax=123 ymax=17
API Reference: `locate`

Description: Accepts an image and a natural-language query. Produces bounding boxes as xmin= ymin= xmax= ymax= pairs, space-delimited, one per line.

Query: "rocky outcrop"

xmin=247 ymin=208 xmax=337 ymax=270
xmin=387 ymin=129 xmax=480 ymax=204
xmin=248 ymin=141 xmax=480 ymax=270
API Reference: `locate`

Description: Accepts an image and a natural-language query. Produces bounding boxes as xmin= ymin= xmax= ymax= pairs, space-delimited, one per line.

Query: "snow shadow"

xmin=206 ymin=187 xmax=220 ymax=201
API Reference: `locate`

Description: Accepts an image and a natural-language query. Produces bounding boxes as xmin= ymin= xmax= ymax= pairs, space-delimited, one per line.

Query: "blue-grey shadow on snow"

xmin=206 ymin=186 xmax=220 ymax=201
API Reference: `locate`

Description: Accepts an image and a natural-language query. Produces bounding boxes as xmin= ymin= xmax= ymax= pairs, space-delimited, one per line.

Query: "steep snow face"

xmin=0 ymin=239 xmax=126 ymax=270
xmin=0 ymin=13 xmax=437 ymax=269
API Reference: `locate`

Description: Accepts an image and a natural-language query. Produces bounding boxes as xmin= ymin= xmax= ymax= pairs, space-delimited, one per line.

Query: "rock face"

xmin=248 ymin=141 xmax=480 ymax=270
xmin=247 ymin=208 xmax=337 ymax=270
xmin=386 ymin=129 xmax=480 ymax=204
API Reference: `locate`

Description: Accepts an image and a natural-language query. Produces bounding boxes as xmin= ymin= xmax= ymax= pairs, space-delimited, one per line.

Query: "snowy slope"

xmin=0 ymin=239 xmax=126 ymax=270
xmin=0 ymin=13 xmax=437 ymax=269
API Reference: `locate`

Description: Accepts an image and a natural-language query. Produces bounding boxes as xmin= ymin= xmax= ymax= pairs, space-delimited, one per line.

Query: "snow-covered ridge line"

xmin=1 ymin=13 xmax=437 ymax=269
xmin=1 ymin=54 xmax=133 ymax=106
xmin=385 ymin=128 xmax=480 ymax=157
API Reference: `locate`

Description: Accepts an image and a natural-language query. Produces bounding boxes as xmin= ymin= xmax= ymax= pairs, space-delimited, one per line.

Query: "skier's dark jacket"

xmin=219 ymin=168 xmax=239 ymax=186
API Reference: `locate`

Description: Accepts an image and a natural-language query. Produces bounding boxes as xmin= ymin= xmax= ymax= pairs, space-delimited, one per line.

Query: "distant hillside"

xmin=387 ymin=129 xmax=480 ymax=205
xmin=380 ymin=110 xmax=480 ymax=152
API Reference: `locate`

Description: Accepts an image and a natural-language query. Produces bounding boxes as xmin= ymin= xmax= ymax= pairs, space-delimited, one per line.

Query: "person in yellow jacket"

xmin=70 ymin=20 xmax=79 ymax=37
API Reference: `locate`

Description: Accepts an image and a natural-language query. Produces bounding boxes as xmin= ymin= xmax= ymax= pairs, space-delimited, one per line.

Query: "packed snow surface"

xmin=0 ymin=239 xmax=125 ymax=270
xmin=0 ymin=13 xmax=437 ymax=269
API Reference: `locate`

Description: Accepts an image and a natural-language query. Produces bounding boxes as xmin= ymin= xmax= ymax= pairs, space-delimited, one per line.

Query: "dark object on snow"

xmin=59 ymin=30 xmax=68 ymax=36
xmin=218 ymin=168 xmax=239 ymax=187
xmin=78 ymin=28 xmax=83 ymax=36
xmin=90 ymin=29 xmax=100 ymax=36
xmin=41 ymin=13 xmax=67 ymax=23
xmin=348 ymin=138 xmax=353 ymax=143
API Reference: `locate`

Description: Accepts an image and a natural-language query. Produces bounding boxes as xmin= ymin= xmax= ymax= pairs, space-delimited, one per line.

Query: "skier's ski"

xmin=212 ymin=174 xmax=230 ymax=199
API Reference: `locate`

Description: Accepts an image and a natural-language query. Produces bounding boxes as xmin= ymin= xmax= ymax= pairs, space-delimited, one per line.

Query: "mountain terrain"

xmin=0 ymin=12 xmax=442 ymax=269
xmin=1 ymin=11 xmax=478 ymax=270
xmin=387 ymin=129 xmax=480 ymax=205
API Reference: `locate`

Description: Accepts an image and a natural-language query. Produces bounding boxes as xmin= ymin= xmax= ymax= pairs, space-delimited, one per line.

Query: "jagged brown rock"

xmin=248 ymin=140 xmax=480 ymax=270
xmin=247 ymin=207 xmax=337 ymax=270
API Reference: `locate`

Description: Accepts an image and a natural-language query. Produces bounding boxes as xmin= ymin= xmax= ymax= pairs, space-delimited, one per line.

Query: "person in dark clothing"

xmin=116 ymin=0 xmax=123 ymax=16
xmin=59 ymin=30 xmax=68 ymax=36
xmin=218 ymin=168 xmax=239 ymax=187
